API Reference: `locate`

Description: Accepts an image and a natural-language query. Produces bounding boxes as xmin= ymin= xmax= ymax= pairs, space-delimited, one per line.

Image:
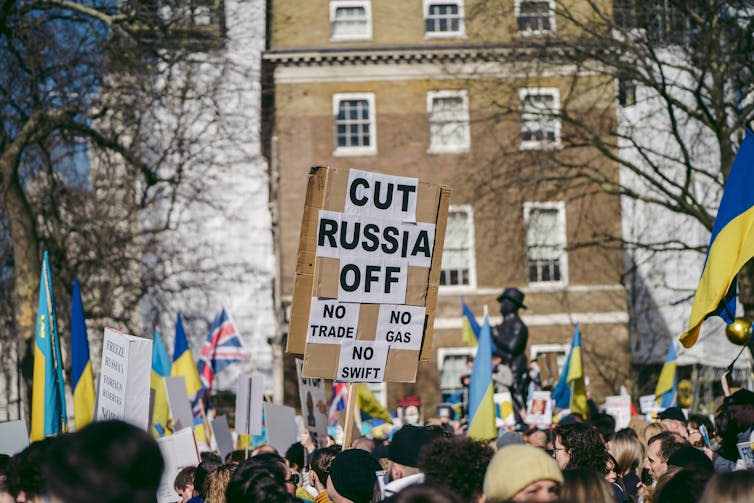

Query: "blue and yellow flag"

xmin=461 ymin=299 xmax=480 ymax=346
xmin=681 ymin=130 xmax=754 ymax=348
xmin=171 ymin=312 xmax=206 ymax=441
xmin=31 ymin=251 xmax=68 ymax=440
xmin=655 ymin=342 xmax=677 ymax=408
xmin=71 ymin=278 xmax=94 ymax=431
xmin=467 ymin=313 xmax=497 ymax=440
xmin=551 ymin=324 xmax=588 ymax=418
xmin=356 ymin=384 xmax=393 ymax=424
xmin=151 ymin=330 xmax=172 ymax=437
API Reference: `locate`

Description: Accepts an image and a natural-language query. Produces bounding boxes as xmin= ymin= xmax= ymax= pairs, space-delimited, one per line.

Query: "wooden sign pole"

xmin=342 ymin=383 xmax=358 ymax=448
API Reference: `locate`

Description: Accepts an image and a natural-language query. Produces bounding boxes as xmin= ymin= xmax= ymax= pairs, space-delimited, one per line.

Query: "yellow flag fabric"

xmin=73 ymin=361 xmax=95 ymax=430
xmin=567 ymin=346 xmax=588 ymax=419
xmin=150 ymin=370 xmax=171 ymax=437
xmin=356 ymin=384 xmax=393 ymax=423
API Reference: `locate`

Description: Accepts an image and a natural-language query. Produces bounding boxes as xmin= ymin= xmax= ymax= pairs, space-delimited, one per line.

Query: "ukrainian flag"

xmin=356 ymin=384 xmax=393 ymax=424
xmin=71 ymin=278 xmax=94 ymax=431
xmin=680 ymin=130 xmax=754 ymax=348
xmin=31 ymin=251 xmax=68 ymax=441
xmin=151 ymin=330 xmax=172 ymax=437
xmin=171 ymin=312 xmax=206 ymax=441
xmin=655 ymin=342 xmax=677 ymax=408
xmin=461 ymin=299 xmax=480 ymax=346
xmin=467 ymin=312 xmax=497 ymax=440
xmin=551 ymin=324 xmax=588 ymax=418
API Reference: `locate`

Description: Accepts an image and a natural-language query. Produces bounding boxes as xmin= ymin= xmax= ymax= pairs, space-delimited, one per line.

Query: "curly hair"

xmin=418 ymin=436 xmax=494 ymax=502
xmin=204 ymin=463 xmax=237 ymax=503
xmin=554 ymin=422 xmax=610 ymax=474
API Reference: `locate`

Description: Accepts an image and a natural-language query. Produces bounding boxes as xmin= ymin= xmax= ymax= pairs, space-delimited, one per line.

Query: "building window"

xmin=333 ymin=93 xmax=376 ymax=156
xmin=519 ymin=88 xmax=560 ymax=150
xmin=440 ymin=206 xmax=475 ymax=287
xmin=427 ymin=90 xmax=470 ymax=153
xmin=618 ymin=77 xmax=637 ymax=107
xmin=515 ymin=0 xmax=554 ymax=33
xmin=424 ymin=0 xmax=464 ymax=37
xmin=524 ymin=202 xmax=567 ymax=285
xmin=330 ymin=1 xmax=372 ymax=41
xmin=437 ymin=347 xmax=475 ymax=403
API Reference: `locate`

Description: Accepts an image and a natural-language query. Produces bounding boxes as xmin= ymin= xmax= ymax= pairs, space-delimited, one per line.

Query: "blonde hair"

xmin=642 ymin=422 xmax=666 ymax=448
xmin=699 ymin=471 xmax=754 ymax=503
xmin=608 ymin=431 xmax=644 ymax=476
xmin=204 ymin=463 xmax=237 ymax=503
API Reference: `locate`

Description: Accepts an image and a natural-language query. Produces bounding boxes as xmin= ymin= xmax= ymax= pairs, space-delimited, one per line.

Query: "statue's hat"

xmin=497 ymin=287 xmax=526 ymax=309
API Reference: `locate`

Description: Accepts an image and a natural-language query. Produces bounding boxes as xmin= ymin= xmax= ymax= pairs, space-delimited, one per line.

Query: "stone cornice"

xmin=263 ymin=41 xmax=613 ymax=66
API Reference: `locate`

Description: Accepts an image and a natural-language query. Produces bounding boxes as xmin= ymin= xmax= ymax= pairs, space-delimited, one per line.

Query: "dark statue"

xmin=493 ymin=287 xmax=529 ymax=409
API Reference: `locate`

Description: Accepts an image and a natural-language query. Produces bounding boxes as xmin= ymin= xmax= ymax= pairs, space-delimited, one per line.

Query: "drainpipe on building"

xmin=268 ymin=135 xmax=285 ymax=403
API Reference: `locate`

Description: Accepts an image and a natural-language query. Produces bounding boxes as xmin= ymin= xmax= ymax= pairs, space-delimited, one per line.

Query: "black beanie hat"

xmin=388 ymin=425 xmax=444 ymax=467
xmin=329 ymin=448 xmax=382 ymax=503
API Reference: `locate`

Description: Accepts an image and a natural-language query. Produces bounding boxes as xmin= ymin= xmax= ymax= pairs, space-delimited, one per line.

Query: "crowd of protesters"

xmin=4 ymin=389 xmax=754 ymax=503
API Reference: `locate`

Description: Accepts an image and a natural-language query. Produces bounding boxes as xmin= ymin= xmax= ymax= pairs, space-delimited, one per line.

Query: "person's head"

xmin=204 ymin=463 xmax=237 ymax=503
xmin=687 ymin=413 xmax=714 ymax=448
xmin=641 ymin=421 xmax=666 ymax=447
xmin=699 ymin=469 xmax=754 ymax=503
xmin=42 ymin=420 xmax=164 ymax=503
xmin=327 ymin=448 xmax=382 ymax=503
xmin=252 ymin=444 xmax=279 ymax=456
xmin=0 ymin=454 xmax=12 ymax=503
xmin=309 ymin=446 xmax=340 ymax=492
xmin=553 ymin=422 xmax=609 ymax=473
xmin=496 ymin=431 xmax=524 ymax=450
xmin=174 ymin=466 xmax=197 ymax=503
xmin=194 ymin=458 xmax=222 ymax=499
xmin=392 ymin=484 xmax=463 ymax=503
xmin=225 ymin=450 xmax=248 ymax=463
xmin=604 ymin=453 xmax=619 ymax=484
xmin=654 ymin=467 xmax=711 ymax=503
xmin=560 ymin=467 xmax=614 ymax=503
xmin=657 ymin=407 xmax=688 ymax=438
xmin=589 ymin=413 xmax=616 ymax=443
xmin=285 ymin=442 xmax=305 ymax=472
xmin=644 ymin=431 xmax=687 ymax=481
xmin=722 ymin=389 xmax=754 ymax=433
xmin=388 ymin=425 xmax=445 ymax=480
xmin=526 ymin=429 xmax=549 ymax=450
xmin=607 ymin=428 xmax=644 ymax=477
xmin=484 ymin=444 xmax=563 ymax=503
xmin=420 ymin=436 xmax=494 ymax=502
xmin=201 ymin=451 xmax=222 ymax=464
xmin=7 ymin=437 xmax=60 ymax=501
xmin=667 ymin=446 xmax=713 ymax=474
xmin=226 ymin=457 xmax=296 ymax=503
xmin=351 ymin=437 xmax=375 ymax=453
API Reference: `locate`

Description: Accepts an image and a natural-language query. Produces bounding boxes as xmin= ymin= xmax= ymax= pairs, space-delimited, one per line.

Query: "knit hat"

xmin=657 ymin=406 xmax=687 ymax=423
xmin=725 ymin=389 xmax=754 ymax=407
xmin=329 ymin=449 xmax=382 ymax=503
xmin=388 ymin=425 xmax=444 ymax=467
xmin=496 ymin=431 xmax=524 ymax=450
xmin=484 ymin=445 xmax=563 ymax=502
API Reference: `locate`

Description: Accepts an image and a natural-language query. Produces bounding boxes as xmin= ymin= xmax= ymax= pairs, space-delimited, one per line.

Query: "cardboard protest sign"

xmin=604 ymin=395 xmax=632 ymax=430
xmin=235 ymin=374 xmax=263 ymax=436
xmin=494 ymin=392 xmax=517 ymax=428
xmin=295 ymin=359 xmax=328 ymax=448
xmin=737 ymin=441 xmax=754 ymax=468
xmin=95 ymin=327 xmax=152 ymax=430
xmin=525 ymin=391 xmax=552 ymax=428
xmin=0 ymin=421 xmax=29 ymax=456
xmin=165 ymin=376 xmax=194 ymax=431
xmin=156 ymin=427 xmax=200 ymax=503
xmin=288 ymin=166 xmax=451 ymax=383
xmin=211 ymin=416 xmax=235 ymax=461
xmin=263 ymin=403 xmax=298 ymax=454
xmin=639 ymin=394 xmax=656 ymax=414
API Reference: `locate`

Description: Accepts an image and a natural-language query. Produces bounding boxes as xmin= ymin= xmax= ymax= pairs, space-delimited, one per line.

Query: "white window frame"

xmin=423 ymin=0 xmax=465 ymax=38
xmin=523 ymin=201 xmax=568 ymax=288
xmin=514 ymin=0 xmax=556 ymax=35
xmin=529 ymin=343 xmax=570 ymax=373
xmin=439 ymin=204 xmax=477 ymax=290
xmin=332 ymin=93 xmax=377 ymax=157
xmin=437 ymin=346 xmax=476 ymax=397
xmin=427 ymin=90 xmax=470 ymax=154
xmin=519 ymin=87 xmax=561 ymax=150
xmin=329 ymin=1 xmax=372 ymax=41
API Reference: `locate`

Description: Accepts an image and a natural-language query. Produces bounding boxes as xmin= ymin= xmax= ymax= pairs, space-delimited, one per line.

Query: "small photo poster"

xmin=525 ymin=391 xmax=552 ymax=428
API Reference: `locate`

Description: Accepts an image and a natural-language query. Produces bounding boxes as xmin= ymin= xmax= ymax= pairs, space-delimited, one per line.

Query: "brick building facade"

xmin=263 ymin=0 xmax=629 ymax=416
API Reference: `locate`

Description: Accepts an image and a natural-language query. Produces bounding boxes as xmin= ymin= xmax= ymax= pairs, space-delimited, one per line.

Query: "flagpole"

xmin=343 ymin=383 xmax=357 ymax=448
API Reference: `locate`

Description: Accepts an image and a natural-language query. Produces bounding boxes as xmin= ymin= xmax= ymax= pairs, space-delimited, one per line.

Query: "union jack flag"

xmin=197 ymin=308 xmax=247 ymax=391
xmin=329 ymin=382 xmax=348 ymax=423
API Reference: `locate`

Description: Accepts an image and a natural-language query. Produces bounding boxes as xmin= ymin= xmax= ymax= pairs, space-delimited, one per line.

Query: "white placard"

xmin=738 ymin=441 xmax=754 ymax=468
xmin=96 ymin=328 xmax=152 ymax=430
xmin=639 ymin=394 xmax=657 ymax=414
xmin=235 ymin=374 xmax=264 ymax=436
xmin=295 ymin=359 xmax=329 ymax=447
xmin=211 ymin=416 xmax=235 ymax=461
xmin=343 ymin=169 xmax=418 ymax=222
xmin=604 ymin=395 xmax=632 ymax=430
xmin=0 ymin=421 xmax=29 ymax=455
xmin=263 ymin=403 xmax=299 ymax=455
xmin=525 ymin=391 xmax=553 ymax=427
xmin=375 ymin=304 xmax=425 ymax=351
xmin=306 ymin=298 xmax=360 ymax=345
xmin=336 ymin=340 xmax=389 ymax=383
xmin=165 ymin=376 xmax=194 ymax=431
xmin=494 ymin=392 xmax=517 ymax=427
xmin=337 ymin=255 xmax=408 ymax=304
xmin=156 ymin=427 xmax=200 ymax=503
xmin=315 ymin=211 xmax=435 ymax=268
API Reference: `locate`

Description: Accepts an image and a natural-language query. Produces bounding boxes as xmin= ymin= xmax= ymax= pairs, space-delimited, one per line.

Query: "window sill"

xmin=439 ymin=284 xmax=478 ymax=295
xmin=333 ymin=146 xmax=378 ymax=157
xmin=520 ymin=140 xmax=562 ymax=151
xmin=526 ymin=281 xmax=568 ymax=292
xmin=330 ymin=34 xmax=373 ymax=42
xmin=424 ymin=31 xmax=467 ymax=39
xmin=427 ymin=145 xmax=470 ymax=155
